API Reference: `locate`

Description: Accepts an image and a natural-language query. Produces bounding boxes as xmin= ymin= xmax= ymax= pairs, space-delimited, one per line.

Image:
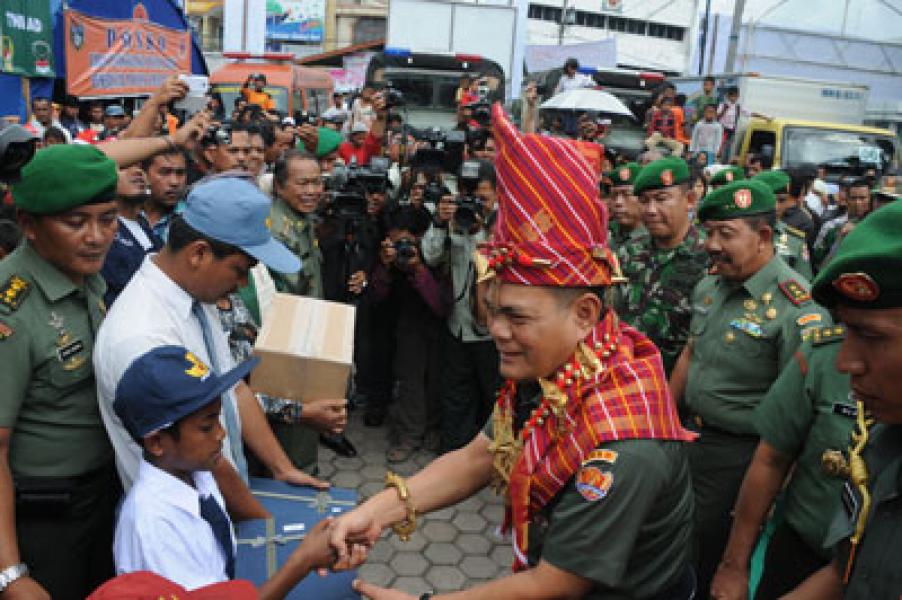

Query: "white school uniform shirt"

xmin=94 ymin=256 xmax=242 ymax=491
xmin=114 ymin=459 xmax=234 ymax=590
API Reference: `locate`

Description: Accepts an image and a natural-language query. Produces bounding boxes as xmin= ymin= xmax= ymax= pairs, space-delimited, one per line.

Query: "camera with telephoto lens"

xmin=393 ymin=238 xmax=418 ymax=269
xmin=0 ymin=124 xmax=37 ymax=184
xmin=411 ymin=127 xmax=466 ymax=174
xmin=454 ymin=159 xmax=485 ymax=232
xmin=322 ymin=157 xmax=391 ymax=222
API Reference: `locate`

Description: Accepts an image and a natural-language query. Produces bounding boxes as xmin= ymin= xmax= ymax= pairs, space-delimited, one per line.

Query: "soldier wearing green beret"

xmin=709 ymin=324 xmax=854 ymax=599
xmin=710 ymin=165 xmax=746 ymax=189
xmin=669 ymin=179 xmax=831 ymax=597
xmin=606 ymin=162 xmax=645 ymax=253
xmin=615 ymin=157 xmax=708 ymax=375
xmin=784 ymin=200 xmax=902 ymax=600
xmin=754 ymin=169 xmax=814 ymax=281
xmin=0 ymin=145 xmax=120 ymax=598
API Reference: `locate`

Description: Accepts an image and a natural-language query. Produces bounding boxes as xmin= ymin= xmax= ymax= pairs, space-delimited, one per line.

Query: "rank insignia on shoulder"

xmin=0 ymin=321 xmax=13 ymax=340
xmin=576 ymin=450 xmax=618 ymax=502
xmin=812 ymin=325 xmax=845 ymax=346
xmin=0 ymin=275 xmax=30 ymax=312
xmin=779 ymin=280 xmax=811 ymax=306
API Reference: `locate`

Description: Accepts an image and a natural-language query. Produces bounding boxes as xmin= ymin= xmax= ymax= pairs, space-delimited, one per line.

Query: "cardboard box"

xmin=251 ymin=293 xmax=355 ymax=401
xmin=235 ymin=478 xmax=358 ymax=599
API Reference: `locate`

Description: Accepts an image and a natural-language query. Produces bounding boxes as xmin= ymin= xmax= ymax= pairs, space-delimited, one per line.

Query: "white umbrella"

xmin=541 ymin=88 xmax=634 ymax=118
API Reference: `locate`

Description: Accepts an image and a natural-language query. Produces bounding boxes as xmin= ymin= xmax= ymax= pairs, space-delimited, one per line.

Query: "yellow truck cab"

xmin=739 ymin=118 xmax=898 ymax=181
xmin=210 ymin=52 xmax=334 ymax=117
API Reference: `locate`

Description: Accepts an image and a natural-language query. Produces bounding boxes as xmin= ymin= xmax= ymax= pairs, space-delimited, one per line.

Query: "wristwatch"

xmin=0 ymin=563 xmax=28 ymax=593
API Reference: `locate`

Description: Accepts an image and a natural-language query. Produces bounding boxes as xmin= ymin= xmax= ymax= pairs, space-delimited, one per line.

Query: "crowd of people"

xmin=0 ymin=61 xmax=899 ymax=600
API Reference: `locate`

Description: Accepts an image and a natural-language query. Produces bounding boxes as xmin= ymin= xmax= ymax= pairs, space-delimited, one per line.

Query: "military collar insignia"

xmin=660 ymin=169 xmax=673 ymax=186
xmin=779 ymin=279 xmax=811 ymax=306
xmin=0 ymin=275 xmax=30 ymax=312
xmin=832 ymin=272 xmax=880 ymax=303
xmin=734 ymin=188 xmax=752 ymax=209
xmin=813 ymin=325 xmax=845 ymax=345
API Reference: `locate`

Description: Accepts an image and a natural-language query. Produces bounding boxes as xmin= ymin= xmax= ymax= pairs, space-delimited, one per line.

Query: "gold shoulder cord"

xmin=842 ymin=399 xmax=875 ymax=584
xmin=385 ymin=471 xmax=417 ymax=542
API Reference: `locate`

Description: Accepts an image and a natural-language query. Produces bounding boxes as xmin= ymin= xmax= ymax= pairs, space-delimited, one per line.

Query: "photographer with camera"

xmin=369 ymin=205 xmax=450 ymax=462
xmin=241 ymin=73 xmax=275 ymax=111
xmin=202 ymin=122 xmax=253 ymax=173
xmin=422 ymin=160 xmax=501 ymax=451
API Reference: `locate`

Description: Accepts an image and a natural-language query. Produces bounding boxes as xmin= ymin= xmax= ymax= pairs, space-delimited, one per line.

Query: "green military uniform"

xmin=615 ymin=225 xmax=708 ymax=374
xmin=1 ymin=144 xmax=120 ymax=599
xmin=753 ymin=170 xmax=814 ymax=281
xmin=809 ymin=198 xmax=902 ymax=600
xmin=686 ymin=179 xmax=832 ymax=596
xmin=269 ymin=196 xmax=323 ymax=299
xmin=607 ymin=221 xmax=646 ymax=254
xmin=752 ymin=326 xmax=854 ymax=597
xmin=484 ymin=393 xmax=694 ymax=599
xmin=774 ymin=221 xmax=812 ymax=280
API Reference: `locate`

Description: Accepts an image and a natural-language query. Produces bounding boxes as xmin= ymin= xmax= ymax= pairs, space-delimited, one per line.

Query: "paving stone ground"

xmin=318 ymin=411 xmax=513 ymax=595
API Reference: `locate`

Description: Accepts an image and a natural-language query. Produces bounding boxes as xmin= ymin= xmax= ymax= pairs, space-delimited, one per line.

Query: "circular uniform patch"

xmin=575 ymin=465 xmax=613 ymax=502
xmin=619 ymin=167 xmax=631 ymax=182
xmin=660 ymin=169 xmax=673 ymax=186
xmin=833 ymin=272 xmax=880 ymax=302
xmin=734 ymin=188 xmax=753 ymax=209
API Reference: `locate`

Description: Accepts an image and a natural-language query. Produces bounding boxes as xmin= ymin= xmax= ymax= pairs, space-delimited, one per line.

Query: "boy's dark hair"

xmin=166 ymin=215 xmax=245 ymax=259
xmin=384 ymin=204 xmax=431 ymax=236
xmin=726 ymin=86 xmax=740 ymax=96
xmin=675 ymin=93 xmax=687 ymax=107
xmin=141 ymin=147 xmax=189 ymax=172
xmin=42 ymin=126 xmax=67 ymax=144
xmin=477 ymin=160 xmax=496 ymax=189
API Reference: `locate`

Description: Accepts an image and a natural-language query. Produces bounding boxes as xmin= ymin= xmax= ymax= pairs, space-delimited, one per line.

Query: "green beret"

xmin=608 ymin=162 xmax=640 ymax=187
xmin=633 ymin=157 xmax=690 ymax=194
xmin=314 ymin=127 xmax=342 ymax=158
xmin=710 ymin=166 xmax=746 ymax=187
xmin=813 ymin=201 xmax=902 ymax=308
xmin=753 ymin=170 xmax=791 ymax=194
xmin=698 ymin=180 xmax=776 ymax=222
xmin=12 ymin=144 xmax=117 ymax=214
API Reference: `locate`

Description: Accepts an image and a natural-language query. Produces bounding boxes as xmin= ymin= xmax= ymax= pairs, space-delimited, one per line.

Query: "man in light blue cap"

xmin=95 ymin=177 xmax=332 ymax=523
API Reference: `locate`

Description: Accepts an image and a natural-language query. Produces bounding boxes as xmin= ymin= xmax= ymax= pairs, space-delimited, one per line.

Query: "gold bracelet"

xmin=385 ymin=470 xmax=417 ymax=541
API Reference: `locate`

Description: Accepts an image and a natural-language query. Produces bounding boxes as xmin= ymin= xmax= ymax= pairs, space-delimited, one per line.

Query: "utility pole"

xmin=558 ymin=0 xmax=573 ymax=45
xmin=724 ymin=0 xmax=746 ymax=73
xmin=698 ymin=0 xmax=712 ymax=75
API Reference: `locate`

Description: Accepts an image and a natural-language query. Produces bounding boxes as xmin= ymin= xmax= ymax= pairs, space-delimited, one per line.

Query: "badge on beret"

xmin=832 ymin=272 xmax=880 ymax=302
xmin=660 ymin=169 xmax=673 ymax=186
xmin=184 ymin=351 xmax=212 ymax=380
xmin=734 ymin=189 xmax=752 ymax=209
xmin=576 ymin=449 xmax=617 ymax=502
xmin=619 ymin=167 xmax=631 ymax=182
xmin=725 ymin=171 xmax=734 ymax=182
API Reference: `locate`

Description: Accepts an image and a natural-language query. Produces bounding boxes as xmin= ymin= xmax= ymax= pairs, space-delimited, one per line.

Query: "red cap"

xmin=480 ymin=103 xmax=618 ymax=287
xmin=88 ymin=572 xmax=258 ymax=600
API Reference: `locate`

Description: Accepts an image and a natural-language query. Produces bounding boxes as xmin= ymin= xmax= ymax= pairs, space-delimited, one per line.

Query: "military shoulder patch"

xmin=779 ymin=279 xmax=811 ymax=306
xmin=812 ymin=325 xmax=845 ymax=346
xmin=0 ymin=320 xmax=13 ymax=340
xmin=783 ymin=224 xmax=806 ymax=239
xmin=576 ymin=449 xmax=618 ymax=502
xmin=0 ymin=275 xmax=30 ymax=313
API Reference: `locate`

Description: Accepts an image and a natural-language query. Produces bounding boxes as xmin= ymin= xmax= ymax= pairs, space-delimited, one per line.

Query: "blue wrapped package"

xmin=235 ymin=478 xmax=359 ymax=599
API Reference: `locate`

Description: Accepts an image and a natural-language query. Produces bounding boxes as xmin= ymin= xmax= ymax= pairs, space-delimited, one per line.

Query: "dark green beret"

xmin=12 ymin=144 xmax=117 ymax=214
xmin=753 ymin=170 xmax=791 ymax=194
xmin=633 ymin=157 xmax=690 ymax=194
xmin=608 ymin=162 xmax=640 ymax=187
xmin=698 ymin=180 xmax=776 ymax=222
xmin=710 ymin=166 xmax=746 ymax=187
xmin=315 ymin=127 xmax=342 ymax=158
xmin=813 ymin=201 xmax=902 ymax=308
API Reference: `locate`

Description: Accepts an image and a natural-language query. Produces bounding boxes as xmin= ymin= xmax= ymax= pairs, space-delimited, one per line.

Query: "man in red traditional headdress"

xmin=329 ymin=104 xmax=697 ymax=600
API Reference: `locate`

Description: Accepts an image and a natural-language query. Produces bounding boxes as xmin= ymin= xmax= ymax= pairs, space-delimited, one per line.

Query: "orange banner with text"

xmin=64 ymin=7 xmax=191 ymax=97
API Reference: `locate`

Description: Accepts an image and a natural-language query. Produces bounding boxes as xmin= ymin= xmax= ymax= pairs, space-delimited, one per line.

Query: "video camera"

xmin=383 ymin=85 xmax=404 ymax=109
xmin=454 ymin=159 xmax=486 ymax=232
xmin=322 ymin=157 xmax=392 ymax=222
xmin=468 ymin=101 xmax=492 ymax=128
xmin=411 ymin=127 xmax=466 ymax=174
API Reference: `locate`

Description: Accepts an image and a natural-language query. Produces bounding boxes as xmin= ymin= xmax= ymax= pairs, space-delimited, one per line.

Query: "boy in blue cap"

xmin=112 ymin=346 xmax=357 ymax=598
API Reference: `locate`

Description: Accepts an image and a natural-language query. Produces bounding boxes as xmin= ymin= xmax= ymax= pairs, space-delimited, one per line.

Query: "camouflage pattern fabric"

xmin=614 ymin=225 xmax=708 ymax=374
